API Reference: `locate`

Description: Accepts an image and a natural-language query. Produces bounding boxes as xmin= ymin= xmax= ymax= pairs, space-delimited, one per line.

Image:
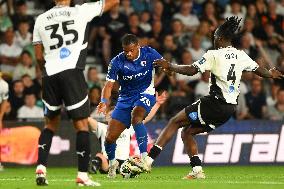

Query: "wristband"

xmin=101 ymin=98 xmax=108 ymax=104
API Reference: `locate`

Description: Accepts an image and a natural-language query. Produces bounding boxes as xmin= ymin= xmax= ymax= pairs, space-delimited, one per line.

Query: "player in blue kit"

xmin=97 ymin=34 xmax=163 ymax=178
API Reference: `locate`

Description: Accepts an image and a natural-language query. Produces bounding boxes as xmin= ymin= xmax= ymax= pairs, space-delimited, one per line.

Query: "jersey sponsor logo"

xmin=229 ymin=85 xmax=235 ymax=93
xmin=189 ymin=112 xmax=198 ymax=121
xmin=60 ymin=47 xmax=71 ymax=59
xmin=141 ymin=61 xmax=146 ymax=67
xmin=122 ymin=70 xmax=150 ymax=81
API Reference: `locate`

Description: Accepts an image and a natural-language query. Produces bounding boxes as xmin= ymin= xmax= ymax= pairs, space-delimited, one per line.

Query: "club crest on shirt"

xmin=141 ymin=61 xmax=146 ymax=67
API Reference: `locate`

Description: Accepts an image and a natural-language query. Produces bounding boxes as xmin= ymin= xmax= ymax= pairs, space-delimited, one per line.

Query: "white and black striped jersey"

xmin=192 ymin=46 xmax=259 ymax=104
xmin=0 ymin=79 xmax=9 ymax=104
xmin=33 ymin=1 xmax=104 ymax=76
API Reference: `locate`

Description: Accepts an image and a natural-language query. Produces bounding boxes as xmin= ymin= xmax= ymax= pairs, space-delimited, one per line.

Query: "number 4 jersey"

xmin=32 ymin=1 xmax=104 ymax=76
xmin=192 ymin=46 xmax=259 ymax=104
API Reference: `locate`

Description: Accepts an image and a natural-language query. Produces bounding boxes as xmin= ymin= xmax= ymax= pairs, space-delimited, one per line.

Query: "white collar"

xmin=132 ymin=48 xmax=141 ymax=61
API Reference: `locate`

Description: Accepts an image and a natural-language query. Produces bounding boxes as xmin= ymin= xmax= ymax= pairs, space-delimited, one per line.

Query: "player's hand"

xmin=97 ymin=102 xmax=108 ymax=115
xmin=154 ymin=59 xmax=174 ymax=76
xmin=269 ymin=68 xmax=284 ymax=79
xmin=154 ymin=59 xmax=170 ymax=70
xmin=156 ymin=91 xmax=168 ymax=105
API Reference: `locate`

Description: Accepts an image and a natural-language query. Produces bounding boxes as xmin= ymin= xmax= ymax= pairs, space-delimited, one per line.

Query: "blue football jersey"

xmin=106 ymin=46 xmax=163 ymax=97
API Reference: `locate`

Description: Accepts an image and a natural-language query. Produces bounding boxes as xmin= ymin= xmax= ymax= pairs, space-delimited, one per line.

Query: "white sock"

xmin=192 ymin=166 xmax=202 ymax=173
xmin=146 ymin=156 xmax=154 ymax=165
xmin=141 ymin=152 xmax=148 ymax=159
xmin=109 ymin=159 xmax=117 ymax=166
xmin=78 ymin=172 xmax=88 ymax=180
xmin=36 ymin=164 xmax=47 ymax=173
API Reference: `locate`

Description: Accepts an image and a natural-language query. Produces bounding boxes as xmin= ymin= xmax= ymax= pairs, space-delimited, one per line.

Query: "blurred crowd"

xmin=0 ymin=0 xmax=283 ymax=121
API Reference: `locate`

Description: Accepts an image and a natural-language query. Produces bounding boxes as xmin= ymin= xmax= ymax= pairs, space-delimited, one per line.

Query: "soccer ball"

xmin=120 ymin=159 xmax=143 ymax=179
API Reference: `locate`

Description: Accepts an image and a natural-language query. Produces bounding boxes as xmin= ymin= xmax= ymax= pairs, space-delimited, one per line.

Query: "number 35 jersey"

xmin=192 ymin=46 xmax=259 ymax=104
xmin=33 ymin=1 xmax=104 ymax=76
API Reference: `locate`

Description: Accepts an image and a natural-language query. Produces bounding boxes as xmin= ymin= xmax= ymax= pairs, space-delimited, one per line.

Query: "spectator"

xmin=266 ymin=88 xmax=284 ymax=120
xmin=9 ymin=80 xmax=25 ymax=119
xmin=266 ymin=81 xmax=281 ymax=106
xmin=173 ymin=1 xmax=200 ymax=32
xmin=99 ymin=5 xmax=128 ymax=58
xmin=240 ymin=32 xmax=258 ymax=60
xmin=223 ymin=0 xmax=245 ymax=25
xmin=131 ymin=0 xmax=152 ymax=13
xmin=263 ymin=0 xmax=283 ymax=35
xmin=148 ymin=20 xmax=164 ymax=50
xmin=139 ymin=11 xmax=151 ymax=33
xmin=86 ymin=67 xmax=101 ymax=89
xmin=21 ymin=74 xmax=40 ymax=98
xmin=15 ymin=18 xmax=32 ymax=48
xmin=187 ymin=34 xmax=206 ymax=62
xmin=176 ymin=50 xmax=201 ymax=92
xmin=13 ymin=51 xmax=36 ymax=80
xmin=171 ymin=19 xmax=189 ymax=49
xmin=0 ymin=29 xmax=22 ymax=77
xmin=245 ymin=79 xmax=267 ymax=119
xmin=195 ymin=20 xmax=213 ymax=50
xmin=11 ymin=0 xmax=34 ymax=32
xmin=127 ymin=13 xmax=146 ymax=37
xmin=89 ymin=86 xmax=102 ymax=114
xmin=119 ymin=0 xmax=134 ymax=16
xmin=201 ymin=1 xmax=219 ymax=30
xmin=160 ymin=34 xmax=178 ymax=58
xmin=0 ymin=5 xmax=13 ymax=32
xmin=155 ymin=52 xmax=176 ymax=92
xmin=17 ymin=92 xmax=44 ymax=119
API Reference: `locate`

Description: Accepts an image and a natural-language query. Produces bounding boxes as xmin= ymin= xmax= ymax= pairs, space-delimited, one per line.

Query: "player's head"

xmin=121 ymin=34 xmax=140 ymax=61
xmin=213 ymin=16 xmax=242 ymax=49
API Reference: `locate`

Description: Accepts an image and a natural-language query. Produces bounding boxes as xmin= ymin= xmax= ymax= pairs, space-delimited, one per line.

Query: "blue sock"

xmin=104 ymin=142 xmax=116 ymax=160
xmin=133 ymin=123 xmax=148 ymax=154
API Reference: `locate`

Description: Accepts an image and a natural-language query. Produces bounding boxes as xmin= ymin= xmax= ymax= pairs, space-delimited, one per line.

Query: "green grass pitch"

xmin=0 ymin=166 xmax=284 ymax=189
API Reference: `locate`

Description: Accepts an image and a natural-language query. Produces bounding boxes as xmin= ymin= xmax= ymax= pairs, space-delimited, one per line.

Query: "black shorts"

xmin=185 ymin=95 xmax=236 ymax=132
xmin=42 ymin=69 xmax=90 ymax=119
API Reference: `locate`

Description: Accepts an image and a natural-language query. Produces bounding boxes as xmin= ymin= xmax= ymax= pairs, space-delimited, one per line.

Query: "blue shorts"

xmin=111 ymin=94 xmax=156 ymax=128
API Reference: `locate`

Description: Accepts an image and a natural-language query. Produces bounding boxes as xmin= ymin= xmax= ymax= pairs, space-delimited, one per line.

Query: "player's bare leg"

xmin=36 ymin=115 xmax=60 ymax=186
xmin=181 ymin=127 xmax=206 ymax=179
xmin=146 ymin=109 xmax=190 ymax=169
xmin=105 ymin=119 xmax=126 ymax=178
xmin=74 ymin=118 xmax=101 ymax=186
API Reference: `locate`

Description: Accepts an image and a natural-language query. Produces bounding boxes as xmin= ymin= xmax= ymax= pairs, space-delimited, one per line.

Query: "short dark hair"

xmin=121 ymin=34 xmax=139 ymax=46
xmin=21 ymin=50 xmax=32 ymax=57
xmin=218 ymin=16 xmax=242 ymax=41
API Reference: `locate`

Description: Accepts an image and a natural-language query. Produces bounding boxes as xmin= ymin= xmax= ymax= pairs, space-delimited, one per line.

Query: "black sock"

xmin=148 ymin=145 xmax=162 ymax=160
xmin=76 ymin=131 xmax=90 ymax=172
xmin=37 ymin=128 xmax=54 ymax=166
xmin=190 ymin=156 xmax=202 ymax=168
xmin=92 ymin=156 xmax=102 ymax=169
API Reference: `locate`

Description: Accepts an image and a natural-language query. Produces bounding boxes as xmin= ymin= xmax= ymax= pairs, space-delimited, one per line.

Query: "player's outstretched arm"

xmin=254 ymin=67 xmax=284 ymax=79
xmin=143 ymin=91 xmax=168 ymax=124
xmin=97 ymin=81 xmax=114 ymax=115
xmin=154 ymin=59 xmax=199 ymax=76
xmin=103 ymin=0 xmax=120 ymax=13
xmin=88 ymin=117 xmax=98 ymax=132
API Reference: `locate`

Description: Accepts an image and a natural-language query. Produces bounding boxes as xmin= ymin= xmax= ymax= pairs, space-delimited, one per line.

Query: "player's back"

xmin=205 ymin=47 xmax=258 ymax=104
xmin=33 ymin=2 xmax=103 ymax=76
